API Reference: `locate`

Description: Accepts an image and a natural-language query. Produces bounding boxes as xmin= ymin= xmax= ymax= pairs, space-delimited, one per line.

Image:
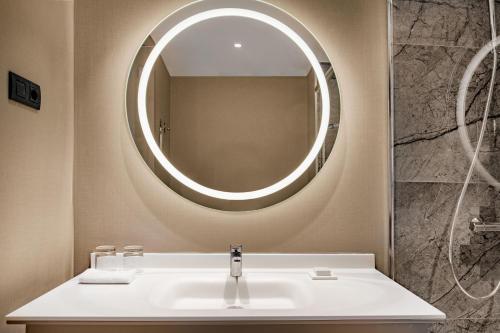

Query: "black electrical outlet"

xmin=8 ymin=71 xmax=41 ymax=110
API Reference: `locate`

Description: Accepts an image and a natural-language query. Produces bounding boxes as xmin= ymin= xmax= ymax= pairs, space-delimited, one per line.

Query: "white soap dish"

xmin=308 ymin=272 xmax=338 ymax=280
xmin=309 ymin=267 xmax=337 ymax=280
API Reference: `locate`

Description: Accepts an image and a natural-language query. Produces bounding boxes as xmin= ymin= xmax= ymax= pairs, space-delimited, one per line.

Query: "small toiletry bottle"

xmin=123 ymin=245 xmax=144 ymax=271
xmin=95 ymin=245 xmax=116 ymax=270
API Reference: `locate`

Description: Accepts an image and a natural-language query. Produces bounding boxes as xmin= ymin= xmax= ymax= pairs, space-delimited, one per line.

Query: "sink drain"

xmin=226 ymin=305 xmax=244 ymax=309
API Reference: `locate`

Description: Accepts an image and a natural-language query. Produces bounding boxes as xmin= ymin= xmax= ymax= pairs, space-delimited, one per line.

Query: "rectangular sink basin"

xmin=149 ymin=274 xmax=312 ymax=310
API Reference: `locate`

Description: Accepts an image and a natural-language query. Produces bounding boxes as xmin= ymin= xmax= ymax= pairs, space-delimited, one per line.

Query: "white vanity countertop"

xmin=6 ymin=253 xmax=445 ymax=324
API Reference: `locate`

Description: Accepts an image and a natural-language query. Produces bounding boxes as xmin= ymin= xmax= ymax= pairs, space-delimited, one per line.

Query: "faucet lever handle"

xmin=229 ymin=244 xmax=243 ymax=278
xmin=230 ymin=244 xmax=242 ymax=255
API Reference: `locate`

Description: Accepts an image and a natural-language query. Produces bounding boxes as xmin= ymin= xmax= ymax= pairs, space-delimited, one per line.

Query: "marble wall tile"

xmin=394 ymin=182 xmax=500 ymax=319
xmin=393 ymin=0 xmax=490 ymax=48
xmin=394 ymin=45 xmax=467 ymax=145
xmin=395 ymin=120 xmax=469 ymax=183
xmin=395 ymin=120 xmax=500 ymax=183
xmin=430 ymin=319 xmax=500 ymax=333
xmin=394 ymin=43 xmax=500 ymax=183
xmin=394 ymin=44 xmax=500 ymax=145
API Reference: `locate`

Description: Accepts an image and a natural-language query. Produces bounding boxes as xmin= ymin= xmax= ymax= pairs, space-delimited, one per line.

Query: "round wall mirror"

xmin=126 ymin=0 xmax=341 ymax=211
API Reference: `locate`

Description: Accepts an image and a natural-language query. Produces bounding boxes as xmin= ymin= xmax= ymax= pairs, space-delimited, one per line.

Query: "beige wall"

xmin=0 ymin=1 xmax=74 ymax=333
xmin=74 ymin=0 xmax=389 ymax=273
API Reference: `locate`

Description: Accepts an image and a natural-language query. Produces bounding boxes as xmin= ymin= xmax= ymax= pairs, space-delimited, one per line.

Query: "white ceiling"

xmin=150 ymin=17 xmax=325 ymax=77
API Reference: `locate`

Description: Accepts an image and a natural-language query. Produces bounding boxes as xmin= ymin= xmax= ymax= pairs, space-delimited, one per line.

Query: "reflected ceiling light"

xmin=233 ymin=42 xmax=243 ymax=48
xmin=138 ymin=8 xmax=330 ymax=200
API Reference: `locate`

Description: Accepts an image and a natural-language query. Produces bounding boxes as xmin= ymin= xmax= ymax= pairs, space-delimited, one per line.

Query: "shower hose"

xmin=449 ymin=0 xmax=500 ymax=300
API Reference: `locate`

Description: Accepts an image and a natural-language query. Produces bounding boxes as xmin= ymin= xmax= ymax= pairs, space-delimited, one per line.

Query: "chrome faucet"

xmin=230 ymin=244 xmax=242 ymax=278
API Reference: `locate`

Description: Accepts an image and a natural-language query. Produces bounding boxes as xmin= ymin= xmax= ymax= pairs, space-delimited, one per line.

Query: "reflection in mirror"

xmin=126 ymin=4 xmax=340 ymax=211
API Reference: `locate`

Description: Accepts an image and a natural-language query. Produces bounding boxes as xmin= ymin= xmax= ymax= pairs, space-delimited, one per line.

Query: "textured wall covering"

xmin=0 ymin=1 xmax=74 ymax=332
xmin=393 ymin=0 xmax=500 ymax=332
xmin=74 ymin=0 xmax=390 ymax=274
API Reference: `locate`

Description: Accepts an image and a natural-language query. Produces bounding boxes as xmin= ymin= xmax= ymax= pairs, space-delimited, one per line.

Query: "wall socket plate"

xmin=8 ymin=71 xmax=41 ymax=110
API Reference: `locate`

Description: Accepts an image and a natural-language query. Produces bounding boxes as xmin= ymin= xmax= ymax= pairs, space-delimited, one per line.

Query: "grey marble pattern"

xmin=393 ymin=1 xmax=500 ymax=332
xmin=394 ymin=182 xmax=500 ymax=319
xmin=395 ymin=120 xmax=500 ymax=183
xmin=430 ymin=319 xmax=500 ymax=332
xmin=393 ymin=45 xmax=499 ymax=145
xmin=394 ymin=43 xmax=500 ymax=183
xmin=393 ymin=0 xmax=491 ymax=48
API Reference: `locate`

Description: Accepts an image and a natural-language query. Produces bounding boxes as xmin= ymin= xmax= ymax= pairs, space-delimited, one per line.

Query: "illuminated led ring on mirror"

xmin=138 ymin=8 xmax=330 ymax=200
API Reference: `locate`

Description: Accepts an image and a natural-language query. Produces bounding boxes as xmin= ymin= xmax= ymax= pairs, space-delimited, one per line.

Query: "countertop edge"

xmin=6 ymin=313 xmax=447 ymax=324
